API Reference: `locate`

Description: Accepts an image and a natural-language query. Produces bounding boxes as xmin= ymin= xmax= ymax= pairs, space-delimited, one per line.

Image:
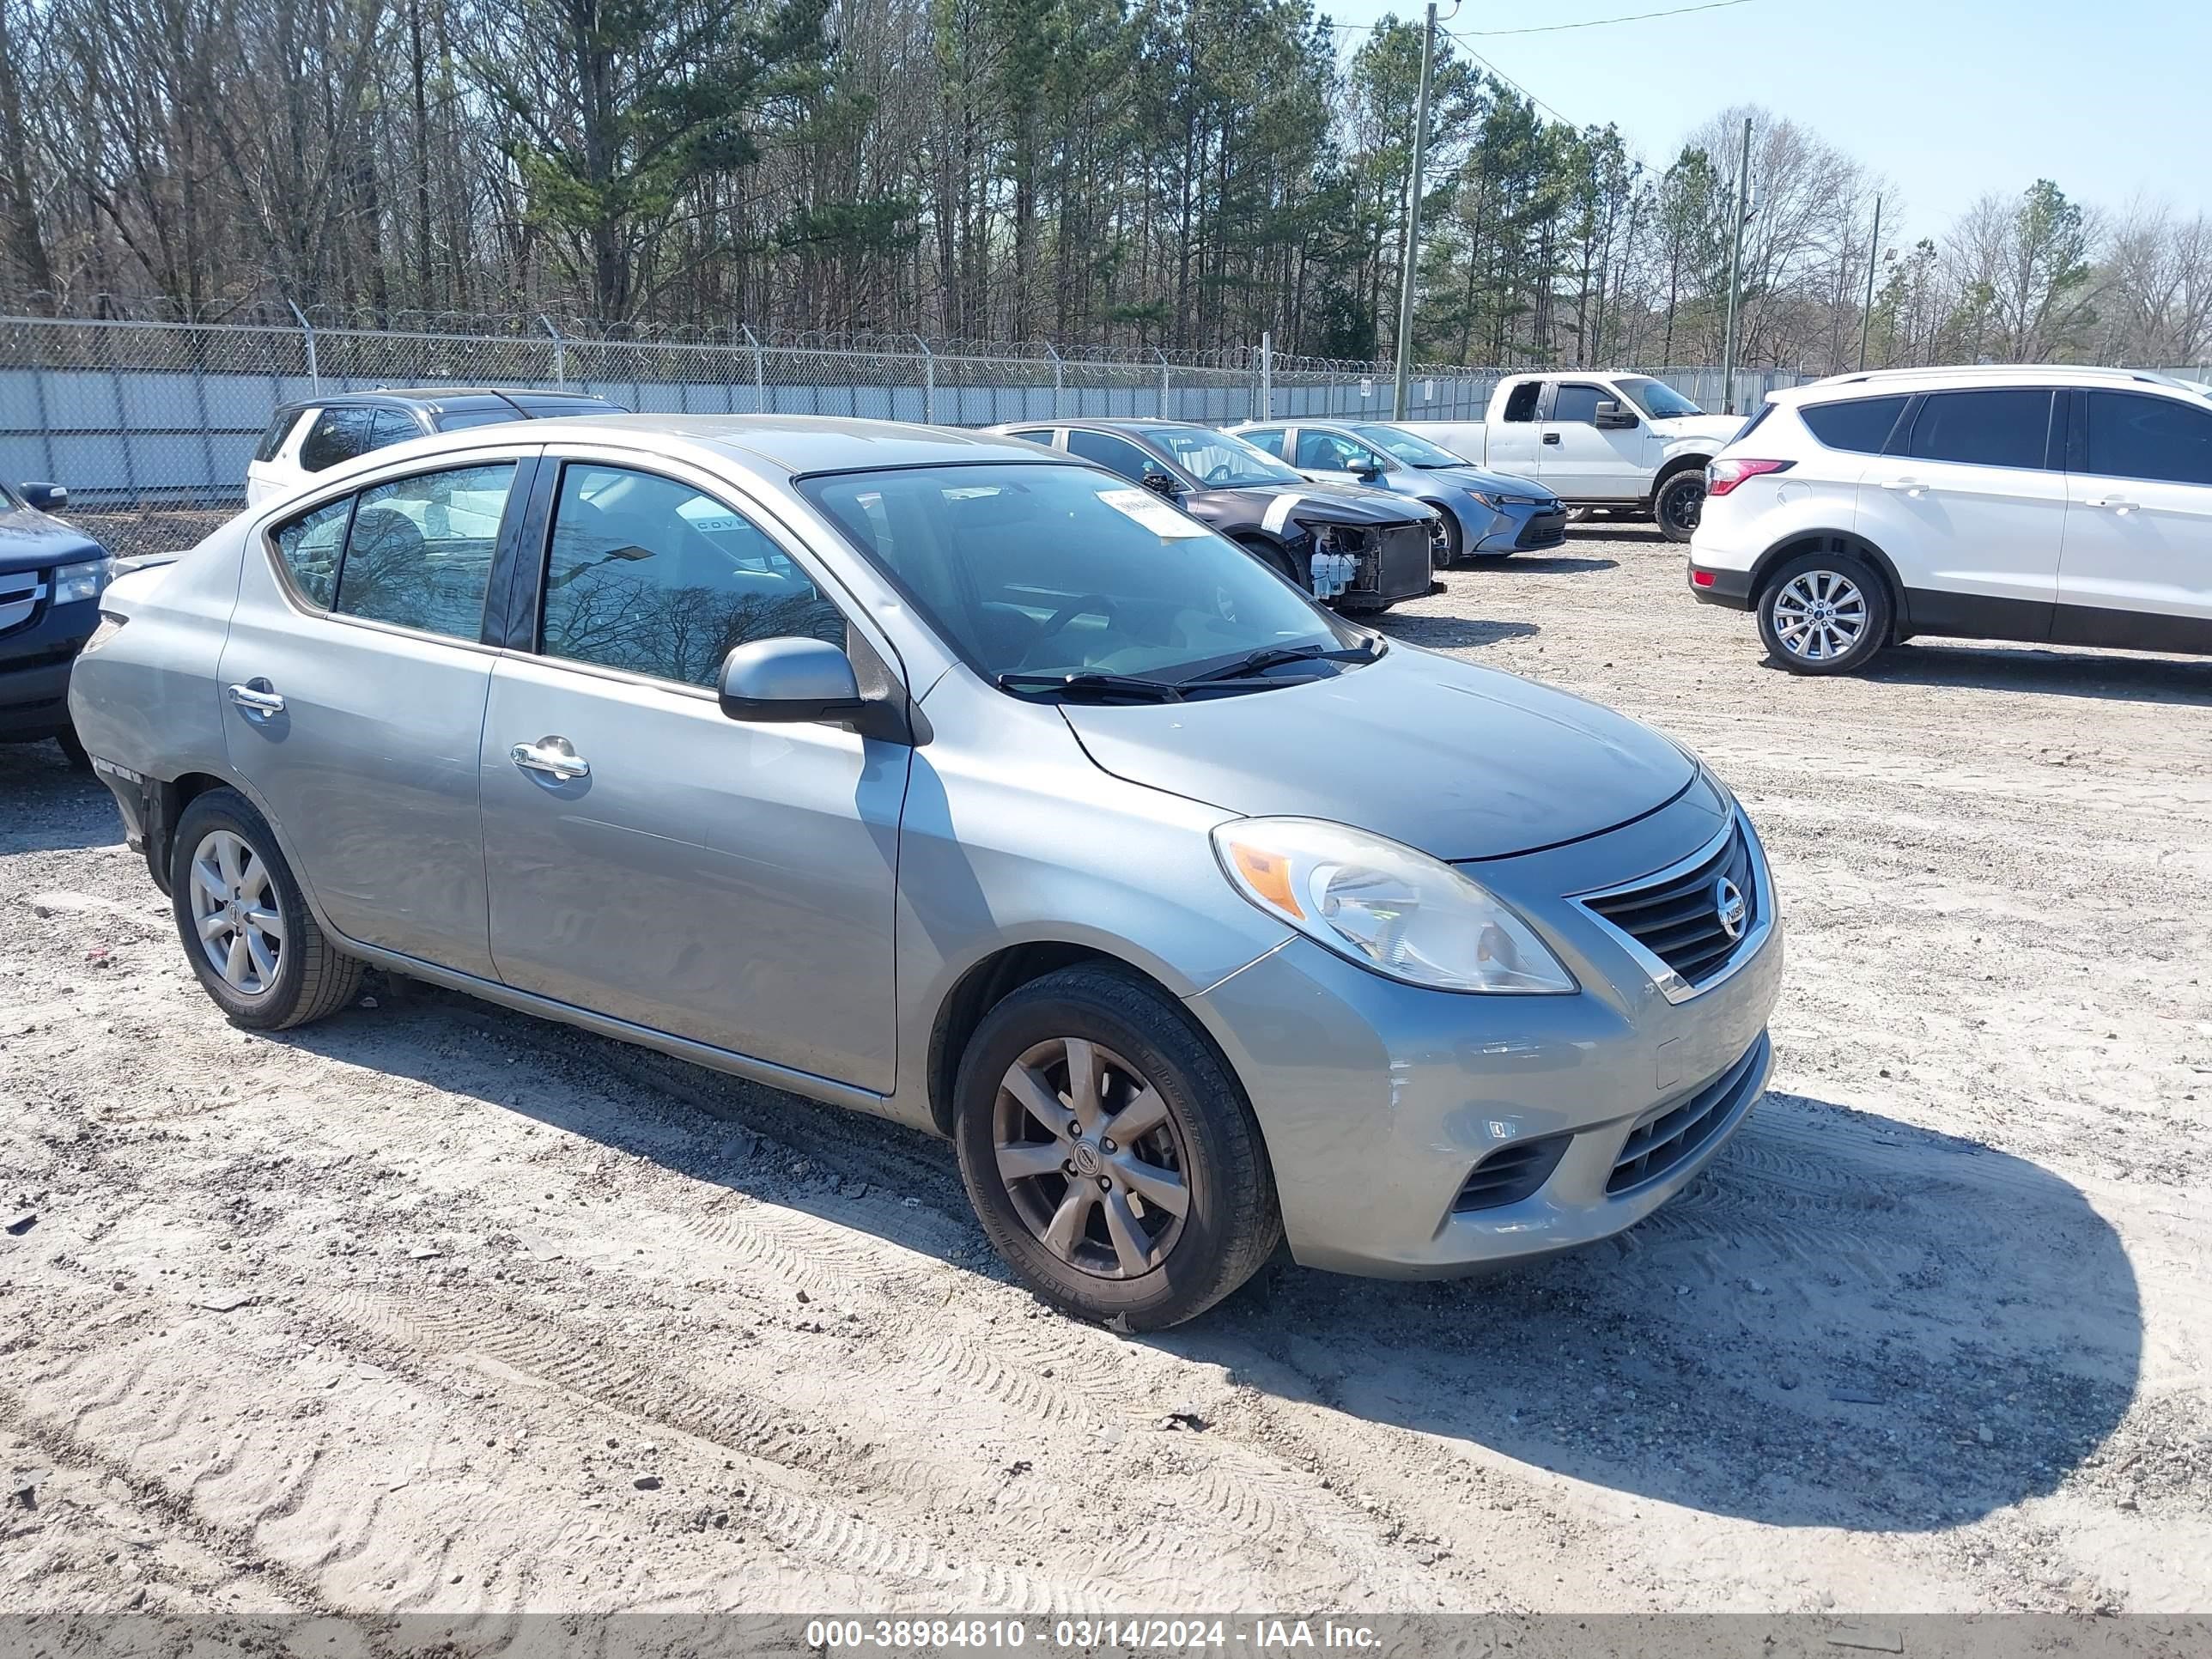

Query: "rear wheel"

xmin=169 ymin=788 xmax=364 ymax=1029
xmin=952 ymin=964 xmax=1281 ymax=1329
xmin=1756 ymin=547 xmax=1893 ymax=676
xmin=1653 ymin=469 xmax=1706 ymax=542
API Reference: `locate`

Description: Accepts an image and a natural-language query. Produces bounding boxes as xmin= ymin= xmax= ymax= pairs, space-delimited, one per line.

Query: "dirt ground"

xmin=3 ymin=527 xmax=2209 ymax=1619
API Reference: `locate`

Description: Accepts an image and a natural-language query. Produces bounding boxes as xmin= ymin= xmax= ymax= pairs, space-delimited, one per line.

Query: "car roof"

xmin=518 ymin=414 xmax=1082 ymax=476
xmin=1778 ymin=365 xmax=2200 ymax=404
xmin=279 ymin=387 xmax=621 ymax=415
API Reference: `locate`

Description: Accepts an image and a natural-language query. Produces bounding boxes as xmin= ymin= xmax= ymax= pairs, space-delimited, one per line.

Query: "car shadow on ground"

xmin=279 ymin=981 xmax=2138 ymax=1537
xmin=1159 ymin=1089 xmax=2140 ymax=1534
xmin=1376 ymin=615 xmax=1540 ymax=650
xmin=1843 ymin=642 xmax=2212 ymax=706
xmin=1475 ymin=555 xmax=1620 ymax=574
xmin=0 ymin=744 xmax=127 ymax=855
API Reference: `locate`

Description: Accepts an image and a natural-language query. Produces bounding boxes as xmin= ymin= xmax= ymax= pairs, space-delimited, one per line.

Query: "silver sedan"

xmin=70 ymin=415 xmax=1780 ymax=1328
xmin=1231 ymin=418 xmax=1568 ymax=561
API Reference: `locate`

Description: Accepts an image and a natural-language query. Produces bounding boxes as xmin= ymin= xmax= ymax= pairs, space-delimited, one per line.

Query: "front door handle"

xmin=2086 ymin=497 xmax=2141 ymax=514
xmin=1878 ymin=477 xmax=1929 ymax=496
xmin=226 ymin=681 xmax=285 ymax=719
xmin=511 ymin=736 xmax=590 ymax=781
xmin=1541 ymin=432 xmax=1562 ymax=446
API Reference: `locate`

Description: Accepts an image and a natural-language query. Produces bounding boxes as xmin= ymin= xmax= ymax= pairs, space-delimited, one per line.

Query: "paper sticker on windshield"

xmin=1097 ymin=486 xmax=1207 ymax=538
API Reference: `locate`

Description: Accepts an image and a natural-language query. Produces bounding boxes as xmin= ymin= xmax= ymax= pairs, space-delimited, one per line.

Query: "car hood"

xmin=0 ymin=505 xmax=103 ymax=575
xmin=1195 ymin=481 xmax=1427 ymax=527
xmin=1650 ymin=414 xmax=1748 ymax=447
xmin=1419 ymin=464 xmax=1553 ymax=500
xmin=1059 ymin=646 xmax=1698 ymax=861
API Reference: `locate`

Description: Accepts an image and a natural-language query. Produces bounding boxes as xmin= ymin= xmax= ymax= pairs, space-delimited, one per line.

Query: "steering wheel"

xmin=1014 ymin=593 xmax=1121 ymax=668
xmin=1204 ymin=463 xmax=1235 ymax=485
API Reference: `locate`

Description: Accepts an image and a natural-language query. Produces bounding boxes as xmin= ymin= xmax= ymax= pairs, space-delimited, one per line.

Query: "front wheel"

xmin=1653 ymin=470 xmax=1706 ymax=543
xmin=952 ymin=964 xmax=1282 ymax=1329
xmin=1756 ymin=549 xmax=1893 ymax=676
xmin=169 ymin=787 xmax=364 ymax=1029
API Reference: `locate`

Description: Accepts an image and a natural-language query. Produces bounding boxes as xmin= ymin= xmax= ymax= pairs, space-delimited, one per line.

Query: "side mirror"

xmin=21 ymin=481 xmax=67 ymax=512
xmin=1594 ymin=401 xmax=1638 ymax=430
xmin=1356 ymin=463 xmax=1387 ymax=483
xmin=1139 ymin=470 xmax=1181 ymax=498
xmin=717 ymin=637 xmax=864 ymax=724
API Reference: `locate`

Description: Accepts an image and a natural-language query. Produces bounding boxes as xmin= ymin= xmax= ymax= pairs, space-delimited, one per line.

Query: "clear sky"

xmin=1318 ymin=0 xmax=2212 ymax=241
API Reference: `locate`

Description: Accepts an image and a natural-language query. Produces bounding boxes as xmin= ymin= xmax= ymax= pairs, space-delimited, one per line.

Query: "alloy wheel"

xmin=187 ymin=829 xmax=283 ymax=996
xmin=1770 ymin=568 xmax=1869 ymax=662
xmin=1660 ymin=477 xmax=1704 ymax=535
xmin=991 ymin=1036 xmax=1191 ymax=1279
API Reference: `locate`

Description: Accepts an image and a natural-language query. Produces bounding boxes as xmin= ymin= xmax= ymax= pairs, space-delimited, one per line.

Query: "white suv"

xmin=1688 ymin=366 xmax=2212 ymax=674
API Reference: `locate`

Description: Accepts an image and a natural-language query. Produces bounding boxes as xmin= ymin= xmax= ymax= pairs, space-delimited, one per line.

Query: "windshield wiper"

xmin=995 ymin=670 xmax=1184 ymax=702
xmin=1179 ymin=639 xmax=1382 ymax=685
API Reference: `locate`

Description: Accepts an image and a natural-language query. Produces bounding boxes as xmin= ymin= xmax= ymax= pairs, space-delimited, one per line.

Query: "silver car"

xmin=1231 ymin=419 xmax=1568 ymax=560
xmin=70 ymin=416 xmax=1781 ymax=1329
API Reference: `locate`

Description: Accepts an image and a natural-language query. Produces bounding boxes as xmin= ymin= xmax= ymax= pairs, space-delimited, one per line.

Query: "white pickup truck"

xmin=1400 ymin=373 xmax=1747 ymax=542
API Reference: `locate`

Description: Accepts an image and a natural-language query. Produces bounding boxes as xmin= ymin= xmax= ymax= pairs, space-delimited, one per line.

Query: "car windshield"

xmin=1616 ymin=377 xmax=1705 ymax=419
xmin=1146 ymin=425 xmax=1304 ymax=488
xmin=799 ymin=463 xmax=1357 ymax=689
xmin=1351 ymin=424 xmax=1468 ymax=468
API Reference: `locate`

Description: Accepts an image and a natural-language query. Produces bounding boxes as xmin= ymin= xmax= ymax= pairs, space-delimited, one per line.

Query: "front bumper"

xmin=0 ymin=596 xmax=96 ymax=740
xmin=1471 ymin=501 xmax=1568 ymax=555
xmin=1186 ymin=787 xmax=1784 ymax=1276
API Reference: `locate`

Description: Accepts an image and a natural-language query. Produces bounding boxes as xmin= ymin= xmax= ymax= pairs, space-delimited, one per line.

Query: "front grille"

xmin=0 ymin=570 xmax=43 ymax=637
xmin=1607 ymin=1033 xmax=1767 ymax=1194
xmin=1516 ymin=511 xmax=1567 ymax=549
xmin=1451 ymin=1133 xmax=1571 ymax=1213
xmin=1583 ymin=823 xmax=1758 ymax=989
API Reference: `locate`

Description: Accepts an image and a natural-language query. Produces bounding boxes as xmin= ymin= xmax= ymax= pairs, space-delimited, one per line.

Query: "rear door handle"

xmin=226 ymin=681 xmax=285 ymax=719
xmin=1541 ymin=433 xmax=1562 ymax=446
xmin=1878 ymin=477 xmax=1929 ymax=496
xmin=510 ymin=736 xmax=590 ymax=781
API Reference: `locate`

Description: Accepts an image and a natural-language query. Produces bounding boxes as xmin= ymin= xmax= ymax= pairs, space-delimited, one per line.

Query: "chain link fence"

xmin=1 ymin=311 xmax=1814 ymax=556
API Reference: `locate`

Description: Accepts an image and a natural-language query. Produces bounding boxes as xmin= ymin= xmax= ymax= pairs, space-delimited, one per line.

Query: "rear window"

xmin=1908 ymin=389 xmax=2054 ymax=471
xmin=299 ymin=407 xmax=378 ymax=472
xmin=1800 ymin=394 xmax=1910 ymax=454
xmin=253 ymin=409 xmax=305 ymax=465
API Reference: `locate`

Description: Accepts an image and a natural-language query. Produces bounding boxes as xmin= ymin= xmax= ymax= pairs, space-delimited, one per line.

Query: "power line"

xmin=1448 ymin=41 xmax=1580 ymax=127
xmin=1460 ymin=0 xmax=1761 ymax=36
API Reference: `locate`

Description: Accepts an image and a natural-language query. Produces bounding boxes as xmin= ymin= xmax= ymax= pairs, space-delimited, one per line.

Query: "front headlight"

xmin=52 ymin=557 xmax=112 ymax=605
xmin=1212 ymin=817 xmax=1576 ymax=994
xmin=1463 ymin=490 xmax=1498 ymax=510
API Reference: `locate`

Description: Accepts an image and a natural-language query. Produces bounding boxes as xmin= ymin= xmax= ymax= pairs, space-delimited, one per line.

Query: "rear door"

xmin=1856 ymin=387 xmax=2066 ymax=638
xmin=477 ymin=449 xmax=908 ymax=1092
xmin=2057 ymin=388 xmax=2212 ymax=651
xmin=1483 ymin=380 xmax=1545 ymax=477
xmin=1540 ymin=381 xmax=1647 ymax=501
xmin=220 ymin=448 xmax=536 ymax=979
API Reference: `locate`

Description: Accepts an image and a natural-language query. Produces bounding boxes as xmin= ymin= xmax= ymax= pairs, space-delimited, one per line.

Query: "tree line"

xmin=0 ymin=0 xmax=2204 ymax=370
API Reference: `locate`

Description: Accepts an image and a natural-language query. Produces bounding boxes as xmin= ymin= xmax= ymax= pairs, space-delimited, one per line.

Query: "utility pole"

xmin=1856 ymin=193 xmax=1883 ymax=372
xmin=1390 ymin=1 xmax=1437 ymax=421
xmin=1719 ymin=115 xmax=1753 ymax=414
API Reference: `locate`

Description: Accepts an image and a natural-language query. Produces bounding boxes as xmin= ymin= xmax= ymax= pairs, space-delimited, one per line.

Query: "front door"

xmin=1541 ymin=382 xmax=1648 ymax=501
xmin=1291 ymin=428 xmax=1388 ymax=487
xmin=2056 ymin=388 xmax=2212 ymax=651
xmin=477 ymin=454 xmax=909 ymax=1093
xmin=219 ymin=453 xmax=531 ymax=979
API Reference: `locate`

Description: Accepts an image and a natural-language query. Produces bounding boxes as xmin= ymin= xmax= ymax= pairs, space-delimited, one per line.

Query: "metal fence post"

xmin=741 ymin=325 xmax=767 ymax=413
xmin=1046 ymin=344 xmax=1064 ymax=420
xmin=538 ymin=314 xmax=565 ymax=388
xmin=1153 ymin=348 xmax=1170 ymax=416
xmin=287 ymin=300 xmax=319 ymax=394
xmin=1258 ymin=333 xmax=1273 ymax=421
xmin=915 ymin=335 xmax=936 ymax=423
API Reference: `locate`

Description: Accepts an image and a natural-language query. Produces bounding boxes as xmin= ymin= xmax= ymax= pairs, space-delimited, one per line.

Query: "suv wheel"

xmin=169 ymin=787 xmax=364 ymax=1030
xmin=1653 ymin=470 xmax=1706 ymax=542
xmin=952 ymin=964 xmax=1282 ymax=1329
xmin=1756 ymin=548 xmax=1893 ymax=676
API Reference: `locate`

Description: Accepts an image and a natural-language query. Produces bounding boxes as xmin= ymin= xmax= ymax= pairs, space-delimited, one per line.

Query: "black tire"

xmin=53 ymin=726 xmax=91 ymax=769
xmin=1427 ymin=508 xmax=1463 ymax=566
xmin=168 ymin=787 xmax=364 ymax=1030
xmin=1755 ymin=544 xmax=1894 ymax=676
xmin=952 ymin=963 xmax=1282 ymax=1330
xmin=1652 ymin=469 xmax=1706 ymax=542
xmin=1233 ymin=532 xmax=1304 ymax=592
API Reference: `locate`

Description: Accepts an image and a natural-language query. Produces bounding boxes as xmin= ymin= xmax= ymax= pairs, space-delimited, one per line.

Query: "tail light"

xmin=1705 ymin=458 xmax=1794 ymax=497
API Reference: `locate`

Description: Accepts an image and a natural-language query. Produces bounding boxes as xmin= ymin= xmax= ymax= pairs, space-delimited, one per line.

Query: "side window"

xmin=333 ymin=462 xmax=515 ymax=640
xmin=1551 ymin=384 xmax=1603 ymax=425
xmin=539 ymin=465 xmax=847 ymax=689
xmin=1908 ymin=390 xmax=2054 ymax=471
xmin=1240 ymin=427 xmax=1288 ymax=458
xmin=1294 ymin=429 xmax=1370 ymax=471
xmin=1065 ymin=428 xmax=1159 ymax=484
xmin=368 ymin=409 xmax=424 ymax=452
xmin=435 ymin=408 xmax=522 ymax=433
xmin=2084 ymin=392 xmax=2212 ymax=486
xmin=1003 ymin=428 xmax=1055 ymax=446
xmin=1799 ymin=395 xmax=1911 ymax=454
xmin=298 ymin=407 xmax=377 ymax=472
xmin=271 ymin=495 xmax=350 ymax=609
xmin=254 ymin=409 xmax=305 ymax=465
xmin=1500 ymin=381 xmax=1541 ymax=422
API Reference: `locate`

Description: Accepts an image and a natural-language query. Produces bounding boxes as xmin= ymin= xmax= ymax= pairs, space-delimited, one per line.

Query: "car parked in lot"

xmin=246 ymin=386 xmax=625 ymax=507
xmin=988 ymin=418 xmax=1437 ymax=610
xmin=72 ymin=415 xmax=1781 ymax=1328
xmin=1227 ymin=418 xmax=1566 ymax=561
xmin=1 ymin=477 xmax=112 ymax=765
xmin=1397 ymin=372 xmax=1747 ymax=542
xmin=1689 ymin=365 xmax=2212 ymax=673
